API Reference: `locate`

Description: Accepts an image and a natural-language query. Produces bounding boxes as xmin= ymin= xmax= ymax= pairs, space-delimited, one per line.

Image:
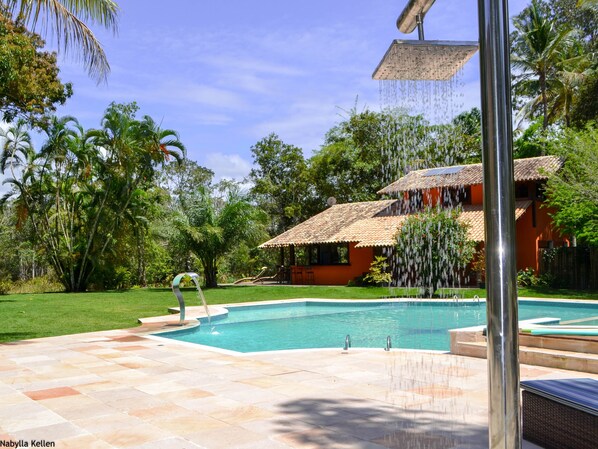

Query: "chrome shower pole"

xmin=477 ymin=0 xmax=521 ymax=448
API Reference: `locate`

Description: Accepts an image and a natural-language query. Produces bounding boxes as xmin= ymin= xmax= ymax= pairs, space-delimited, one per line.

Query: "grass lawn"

xmin=0 ymin=285 xmax=596 ymax=343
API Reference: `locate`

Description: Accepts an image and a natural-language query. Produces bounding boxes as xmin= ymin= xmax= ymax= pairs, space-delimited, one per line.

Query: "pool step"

xmin=453 ymin=339 xmax=598 ymax=374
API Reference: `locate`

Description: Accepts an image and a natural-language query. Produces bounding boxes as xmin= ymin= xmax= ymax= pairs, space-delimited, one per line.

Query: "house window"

xmin=515 ymin=183 xmax=530 ymax=199
xmin=442 ymin=186 xmax=471 ymax=207
xmin=310 ymin=243 xmax=349 ymax=265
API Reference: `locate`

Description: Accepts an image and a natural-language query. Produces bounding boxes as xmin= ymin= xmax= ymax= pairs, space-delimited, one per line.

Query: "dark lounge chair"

xmin=521 ymin=378 xmax=598 ymax=449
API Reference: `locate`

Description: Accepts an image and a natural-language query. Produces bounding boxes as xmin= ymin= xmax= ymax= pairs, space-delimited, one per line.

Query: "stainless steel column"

xmin=477 ymin=0 xmax=521 ymax=448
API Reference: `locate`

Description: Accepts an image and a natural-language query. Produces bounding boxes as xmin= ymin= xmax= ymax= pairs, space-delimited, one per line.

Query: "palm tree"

xmin=4 ymin=0 xmax=119 ymax=81
xmin=0 ymin=119 xmax=32 ymax=180
xmin=511 ymin=0 xmax=573 ymax=130
xmin=0 ymin=104 xmax=185 ymax=291
xmin=177 ymin=183 xmax=267 ymax=288
xmin=548 ymin=56 xmax=594 ymax=127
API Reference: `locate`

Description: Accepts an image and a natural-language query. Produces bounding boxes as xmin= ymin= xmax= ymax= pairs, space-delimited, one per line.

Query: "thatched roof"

xmin=259 ymin=200 xmax=397 ymax=248
xmin=378 ymin=155 xmax=562 ymax=195
xmin=259 ymin=200 xmax=533 ymax=248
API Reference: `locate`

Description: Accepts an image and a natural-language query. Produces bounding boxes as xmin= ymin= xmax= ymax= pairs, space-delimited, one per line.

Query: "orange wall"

xmin=515 ymin=202 xmax=568 ymax=272
xmin=421 ymin=184 xmax=483 ymax=207
xmin=471 ymin=184 xmax=483 ymax=205
xmin=291 ymin=243 xmax=374 ymax=285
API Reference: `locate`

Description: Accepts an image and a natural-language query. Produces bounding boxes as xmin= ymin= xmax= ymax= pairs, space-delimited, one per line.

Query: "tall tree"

xmin=511 ymin=0 xmax=575 ymax=131
xmin=308 ymin=108 xmax=472 ymax=205
xmin=544 ymin=126 xmax=598 ymax=246
xmin=536 ymin=0 xmax=598 ymax=54
xmin=570 ymin=72 xmax=598 ymax=125
xmin=176 ymin=182 xmax=267 ymax=288
xmin=4 ymin=0 xmax=119 ymax=81
xmin=0 ymin=8 xmax=71 ymax=124
xmin=0 ymin=103 xmax=185 ymax=291
xmin=249 ymin=133 xmax=310 ymax=235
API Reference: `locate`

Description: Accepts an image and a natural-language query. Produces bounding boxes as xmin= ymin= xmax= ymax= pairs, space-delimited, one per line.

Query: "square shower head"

xmin=373 ymin=39 xmax=478 ymax=81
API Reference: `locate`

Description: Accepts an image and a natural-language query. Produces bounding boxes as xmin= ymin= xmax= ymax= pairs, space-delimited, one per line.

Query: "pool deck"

xmin=1 ymin=307 xmax=596 ymax=448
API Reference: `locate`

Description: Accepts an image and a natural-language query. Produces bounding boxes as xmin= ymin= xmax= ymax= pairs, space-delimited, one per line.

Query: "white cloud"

xmin=204 ymin=152 xmax=253 ymax=182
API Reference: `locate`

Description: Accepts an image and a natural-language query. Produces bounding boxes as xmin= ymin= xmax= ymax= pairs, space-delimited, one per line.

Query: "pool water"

xmin=155 ymin=300 xmax=598 ymax=353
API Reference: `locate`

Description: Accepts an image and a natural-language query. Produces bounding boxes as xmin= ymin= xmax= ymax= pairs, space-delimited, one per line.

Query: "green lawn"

xmin=0 ymin=285 xmax=596 ymax=343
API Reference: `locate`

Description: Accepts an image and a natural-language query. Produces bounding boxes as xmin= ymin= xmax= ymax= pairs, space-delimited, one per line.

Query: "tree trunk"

xmin=203 ymin=259 xmax=218 ymax=288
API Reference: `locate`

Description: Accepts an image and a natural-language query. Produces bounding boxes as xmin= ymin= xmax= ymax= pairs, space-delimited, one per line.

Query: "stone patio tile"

xmin=96 ymin=423 xmax=172 ymax=448
xmin=58 ymin=434 xmax=117 ymax=449
xmin=11 ymin=421 xmax=87 ymax=442
xmin=0 ymin=392 xmax=32 ymax=405
xmin=129 ymin=437 xmax=206 ymax=449
xmin=112 ymin=356 xmax=165 ymax=370
xmin=14 ymin=374 xmax=102 ymax=392
xmin=232 ymin=439 xmax=295 ymax=449
xmin=373 ymin=429 xmax=459 ymax=449
xmin=239 ymin=416 xmax=312 ymax=436
xmin=275 ymin=427 xmax=389 ymax=449
xmin=150 ymin=414 xmax=228 ymax=435
xmin=75 ymin=380 xmax=124 ymax=393
xmin=237 ymin=375 xmax=289 ymax=389
xmin=156 ymin=387 xmax=213 ymax=402
xmin=135 ymin=380 xmax=189 ymax=395
xmin=128 ymin=403 xmax=191 ymax=420
xmin=24 ymin=386 xmax=81 ymax=401
xmin=408 ymin=385 xmax=464 ymax=398
xmin=104 ymin=395 xmax=169 ymax=413
xmin=208 ymin=405 xmax=274 ymax=425
xmin=9 ymin=355 xmax=54 ymax=364
xmin=73 ymin=413 xmax=145 ymax=434
xmin=186 ymin=425 xmax=265 ymax=449
xmin=87 ymin=387 xmax=153 ymax=403
xmin=1 ymin=408 xmax=66 ymax=433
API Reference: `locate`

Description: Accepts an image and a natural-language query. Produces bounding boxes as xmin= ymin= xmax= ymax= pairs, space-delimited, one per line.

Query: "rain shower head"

xmin=372 ymin=39 xmax=478 ymax=81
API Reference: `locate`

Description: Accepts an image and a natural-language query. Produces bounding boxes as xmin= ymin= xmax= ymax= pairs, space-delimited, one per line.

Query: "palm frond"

xmin=6 ymin=0 xmax=119 ymax=82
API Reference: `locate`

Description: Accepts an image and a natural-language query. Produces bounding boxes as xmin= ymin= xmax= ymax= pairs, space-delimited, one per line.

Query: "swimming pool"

xmin=155 ymin=300 xmax=598 ymax=353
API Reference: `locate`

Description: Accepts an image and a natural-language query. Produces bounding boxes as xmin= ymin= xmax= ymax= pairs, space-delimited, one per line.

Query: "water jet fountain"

xmin=171 ymin=272 xmax=212 ymax=327
xmin=375 ymin=1 xmax=520 ymax=448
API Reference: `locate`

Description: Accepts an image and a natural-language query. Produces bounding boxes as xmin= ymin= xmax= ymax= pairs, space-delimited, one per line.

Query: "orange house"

xmin=259 ymin=156 xmax=566 ymax=285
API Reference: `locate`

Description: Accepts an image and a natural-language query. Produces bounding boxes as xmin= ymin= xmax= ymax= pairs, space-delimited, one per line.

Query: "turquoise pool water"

xmin=155 ymin=300 xmax=598 ymax=353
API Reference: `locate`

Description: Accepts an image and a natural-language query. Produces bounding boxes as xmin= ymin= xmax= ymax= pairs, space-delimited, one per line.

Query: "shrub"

xmin=363 ymin=256 xmax=392 ymax=287
xmin=8 ymin=275 xmax=64 ymax=294
xmin=394 ymin=207 xmax=476 ymax=297
xmin=517 ymin=267 xmax=538 ymax=287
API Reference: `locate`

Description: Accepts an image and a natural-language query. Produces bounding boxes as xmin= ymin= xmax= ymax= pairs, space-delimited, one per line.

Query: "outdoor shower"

xmin=374 ymin=1 xmax=521 ymax=448
xmin=372 ymin=0 xmax=478 ymax=80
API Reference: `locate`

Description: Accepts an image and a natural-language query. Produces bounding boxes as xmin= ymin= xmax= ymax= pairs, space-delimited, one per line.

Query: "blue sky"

xmin=49 ymin=0 xmax=529 ymax=182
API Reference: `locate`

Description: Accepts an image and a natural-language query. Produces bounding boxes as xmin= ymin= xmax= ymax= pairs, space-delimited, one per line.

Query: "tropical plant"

xmin=249 ymin=133 xmax=311 ymax=235
xmin=544 ymin=125 xmax=598 ymax=246
xmin=511 ymin=0 xmax=576 ymax=131
xmin=309 ymin=106 xmax=480 ymax=209
xmin=0 ymin=103 xmax=185 ymax=292
xmin=363 ymin=256 xmax=392 ymax=287
xmin=394 ymin=208 xmax=476 ymax=297
xmin=175 ymin=182 xmax=268 ymax=288
xmin=4 ymin=0 xmax=119 ymax=81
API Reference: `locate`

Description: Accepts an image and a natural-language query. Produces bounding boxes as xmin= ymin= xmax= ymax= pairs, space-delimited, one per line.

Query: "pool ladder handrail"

xmin=385 ymin=335 xmax=392 ymax=351
xmin=343 ymin=334 xmax=351 ymax=350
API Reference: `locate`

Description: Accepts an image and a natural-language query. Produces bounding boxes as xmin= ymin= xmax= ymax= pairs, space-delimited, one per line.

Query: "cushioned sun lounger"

xmin=521 ymin=378 xmax=598 ymax=449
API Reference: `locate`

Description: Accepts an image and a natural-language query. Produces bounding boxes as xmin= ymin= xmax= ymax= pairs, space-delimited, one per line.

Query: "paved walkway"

xmin=1 ymin=314 xmax=594 ymax=448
